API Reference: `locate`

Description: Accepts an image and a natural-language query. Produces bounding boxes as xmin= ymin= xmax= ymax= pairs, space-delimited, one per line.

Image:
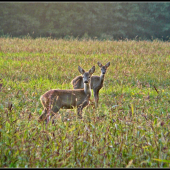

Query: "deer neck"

xmin=84 ymin=82 xmax=91 ymax=98
xmin=100 ymin=73 xmax=105 ymax=84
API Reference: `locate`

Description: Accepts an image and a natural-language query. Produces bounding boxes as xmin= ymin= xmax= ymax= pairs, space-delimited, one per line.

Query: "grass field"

xmin=0 ymin=37 xmax=170 ymax=168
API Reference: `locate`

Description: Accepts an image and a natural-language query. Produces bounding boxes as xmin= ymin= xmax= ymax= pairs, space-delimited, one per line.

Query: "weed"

xmin=0 ymin=38 xmax=170 ymax=168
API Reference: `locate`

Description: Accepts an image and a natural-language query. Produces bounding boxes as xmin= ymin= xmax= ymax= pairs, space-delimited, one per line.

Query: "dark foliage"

xmin=0 ymin=2 xmax=170 ymax=40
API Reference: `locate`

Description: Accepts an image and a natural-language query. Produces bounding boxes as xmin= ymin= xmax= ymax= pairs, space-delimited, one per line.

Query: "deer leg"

xmin=77 ymin=107 xmax=82 ymax=119
xmin=51 ymin=105 xmax=61 ymax=119
xmin=39 ymin=104 xmax=61 ymax=123
xmin=46 ymin=97 xmax=61 ymax=122
xmin=38 ymin=108 xmax=48 ymax=122
xmin=93 ymin=89 xmax=99 ymax=108
xmin=77 ymin=100 xmax=89 ymax=118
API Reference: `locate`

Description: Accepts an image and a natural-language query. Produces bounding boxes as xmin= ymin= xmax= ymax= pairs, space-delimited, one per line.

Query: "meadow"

xmin=0 ymin=37 xmax=170 ymax=168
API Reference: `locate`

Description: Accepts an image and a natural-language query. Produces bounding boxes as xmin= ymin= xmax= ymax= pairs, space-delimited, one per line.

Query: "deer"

xmin=71 ymin=62 xmax=110 ymax=108
xmin=38 ymin=65 xmax=95 ymax=123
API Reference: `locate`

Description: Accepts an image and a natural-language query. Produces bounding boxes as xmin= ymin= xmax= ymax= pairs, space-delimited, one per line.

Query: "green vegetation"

xmin=1 ymin=2 xmax=170 ymax=40
xmin=0 ymin=38 xmax=170 ymax=168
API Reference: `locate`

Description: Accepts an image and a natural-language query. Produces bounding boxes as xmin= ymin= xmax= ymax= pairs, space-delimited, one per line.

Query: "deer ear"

xmin=89 ymin=66 xmax=95 ymax=75
xmin=78 ymin=66 xmax=85 ymax=75
xmin=97 ymin=62 xmax=102 ymax=68
xmin=105 ymin=62 xmax=110 ymax=68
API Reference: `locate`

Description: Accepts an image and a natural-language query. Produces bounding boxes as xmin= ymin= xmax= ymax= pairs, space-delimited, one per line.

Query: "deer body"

xmin=71 ymin=62 xmax=110 ymax=108
xmin=39 ymin=66 xmax=95 ymax=122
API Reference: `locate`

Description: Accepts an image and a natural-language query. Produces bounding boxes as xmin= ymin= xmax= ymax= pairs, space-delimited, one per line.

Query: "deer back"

xmin=40 ymin=89 xmax=90 ymax=109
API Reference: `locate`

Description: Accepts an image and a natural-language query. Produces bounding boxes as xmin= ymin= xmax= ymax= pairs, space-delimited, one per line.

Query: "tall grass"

xmin=0 ymin=37 xmax=170 ymax=167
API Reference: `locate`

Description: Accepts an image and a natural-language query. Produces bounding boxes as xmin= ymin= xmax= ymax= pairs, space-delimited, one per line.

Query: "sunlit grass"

xmin=0 ymin=37 xmax=170 ymax=168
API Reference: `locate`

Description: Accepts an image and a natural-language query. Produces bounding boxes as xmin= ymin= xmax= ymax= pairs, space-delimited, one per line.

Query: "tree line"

xmin=0 ymin=2 xmax=170 ymax=40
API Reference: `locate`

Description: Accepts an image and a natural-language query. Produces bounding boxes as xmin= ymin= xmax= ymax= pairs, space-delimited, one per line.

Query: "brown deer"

xmin=71 ymin=62 xmax=110 ymax=108
xmin=39 ymin=65 xmax=95 ymax=123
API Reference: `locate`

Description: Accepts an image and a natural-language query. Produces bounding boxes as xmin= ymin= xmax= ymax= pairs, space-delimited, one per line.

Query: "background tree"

xmin=0 ymin=2 xmax=170 ymax=40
